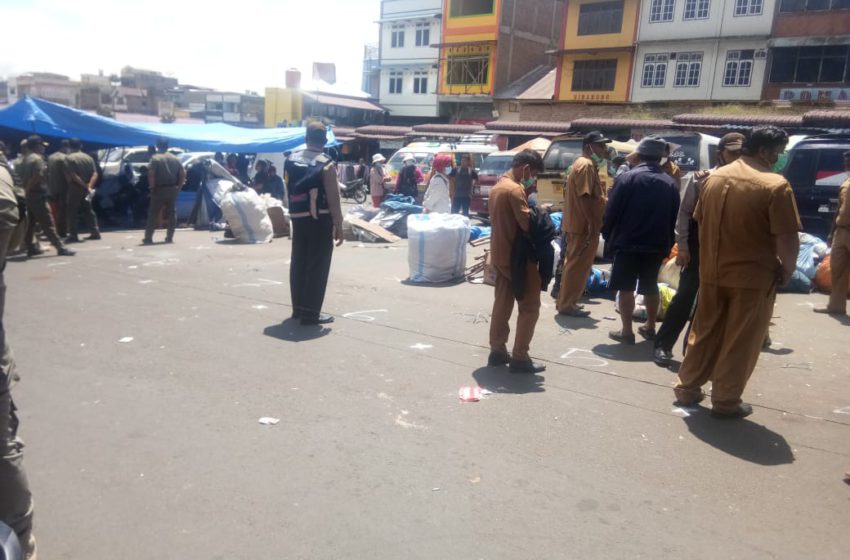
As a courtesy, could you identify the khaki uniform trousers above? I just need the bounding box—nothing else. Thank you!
[24,191,64,251]
[827,227,850,314]
[66,186,99,238]
[489,262,541,361]
[674,283,774,414]
[556,232,598,312]
[144,186,178,242]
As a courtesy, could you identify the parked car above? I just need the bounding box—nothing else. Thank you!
[386,141,498,194]
[782,134,849,239]
[469,151,515,218]
[99,146,185,177]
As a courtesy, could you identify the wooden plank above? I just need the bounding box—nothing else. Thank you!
[347,217,401,243]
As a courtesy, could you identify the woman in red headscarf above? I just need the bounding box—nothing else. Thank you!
[422,153,452,213]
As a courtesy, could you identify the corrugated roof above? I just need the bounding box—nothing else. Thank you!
[570,118,675,130]
[803,110,850,127]
[354,125,411,136]
[304,93,386,112]
[484,120,571,134]
[411,123,485,134]
[494,66,555,101]
[672,114,804,127]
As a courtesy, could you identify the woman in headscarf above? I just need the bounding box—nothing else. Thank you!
[422,153,452,214]
[369,153,391,208]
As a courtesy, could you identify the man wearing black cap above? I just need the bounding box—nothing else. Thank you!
[64,138,101,242]
[46,139,71,237]
[602,136,679,344]
[284,121,344,325]
[143,138,185,245]
[556,131,611,317]
[18,135,74,257]
[653,132,744,365]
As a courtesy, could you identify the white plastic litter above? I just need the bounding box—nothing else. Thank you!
[258,417,280,425]
[407,213,470,283]
[118,337,134,343]
[220,188,274,243]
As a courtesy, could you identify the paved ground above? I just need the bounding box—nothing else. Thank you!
[5,229,850,559]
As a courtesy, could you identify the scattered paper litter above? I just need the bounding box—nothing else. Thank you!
[410,343,433,350]
[138,279,154,284]
[252,305,269,310]
[459,386,483,402]
[258,417,280,425]
[118,337,134,343]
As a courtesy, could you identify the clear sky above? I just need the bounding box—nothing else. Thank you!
[0,0,380,94]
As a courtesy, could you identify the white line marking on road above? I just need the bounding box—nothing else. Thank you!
[343,309,388,322]
[47,261,70,267]
[559,348,609,368]
[410,343,433,350]
[119,337,134,343]
[833,407,850,415]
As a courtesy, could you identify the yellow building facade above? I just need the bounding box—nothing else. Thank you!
[554,0,639,103]
[438,0,501,96]
[264,87,303,128]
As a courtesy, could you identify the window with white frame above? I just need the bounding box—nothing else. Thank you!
[388,72,403,94]
[391,25,405,48]
[673,52,703,86]
[415,22,430,47]
[641,54,669,87]
[684,0,710,19]
[413,71,429,94]
[723,50,755,86]
[734,0,763,15]
[649,0,676,22]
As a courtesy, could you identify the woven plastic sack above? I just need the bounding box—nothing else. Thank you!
[220,188,273,243]
[407,213,470,283]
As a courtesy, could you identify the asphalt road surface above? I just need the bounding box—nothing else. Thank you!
[6,229,850,559]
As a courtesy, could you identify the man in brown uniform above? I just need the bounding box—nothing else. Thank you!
[46,139,71,237]
[556,131,611,317]
[143,138,185,245]
[814,150,850,316]
[488,150,546,374]
[64,138,101,242]
[19,136,74,258]
[674,127,801,418]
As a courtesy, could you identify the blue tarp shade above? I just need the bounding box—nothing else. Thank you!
[0,96,336,152]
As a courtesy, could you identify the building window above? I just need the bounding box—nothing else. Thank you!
[577,1,625,35]
[391,25,405,48]
[572,59,618,91]
[446,56,490,85]
[449,0,495,17]
[415,23,430,47]
[413,72,429,94]
[389,72,403,94]
[769,45,850,83]
[780,0,850,11]
[641,54,669,87]
[649,0,676,22]
[723,50,755,86]
[684,0,710,19]
[734,0,764,14]
[673,52,703,86]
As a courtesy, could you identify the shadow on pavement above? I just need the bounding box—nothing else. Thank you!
[263,319,331,342]
[682,409,795,466]
[472,366,545,394]
[592,342,653,363]
[400,279,463,289]
[554,313,600,331]
[829,314,850,326]
[762,346,794,356]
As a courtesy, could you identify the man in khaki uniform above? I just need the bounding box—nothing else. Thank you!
[64,138,101,242]
[143,138,185,245]
[46,139,71,237]
[556,131,610,317]
[488,150,546,374]
[674,127,801,418]
[814,150,850,316]
[19,136,74,258]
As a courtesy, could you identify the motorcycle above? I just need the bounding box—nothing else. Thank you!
[340,178,368,204]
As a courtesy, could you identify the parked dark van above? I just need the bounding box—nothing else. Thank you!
[783,135,849,239]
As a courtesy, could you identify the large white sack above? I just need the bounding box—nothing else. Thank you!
[407,213,470,283]
[221,188,274,243]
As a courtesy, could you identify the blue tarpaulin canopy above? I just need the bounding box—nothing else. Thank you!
[0,97,335,152]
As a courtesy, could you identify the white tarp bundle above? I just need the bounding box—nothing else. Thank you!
[220,188,274,243]
[407,213,470,283]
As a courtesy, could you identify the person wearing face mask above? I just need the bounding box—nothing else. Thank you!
[450,154,477,217]
[395,155,423,199]
[369,153,391,208]
[653,133,745,366]
[673,126,801,419]
[556,131,611,318]
[422,154,452,214]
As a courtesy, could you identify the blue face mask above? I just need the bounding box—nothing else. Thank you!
[444,166,453,175]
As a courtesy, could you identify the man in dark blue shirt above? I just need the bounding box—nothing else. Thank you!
[602,137,680,345]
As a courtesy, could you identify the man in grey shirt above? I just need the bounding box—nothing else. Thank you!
[451,154,477,217]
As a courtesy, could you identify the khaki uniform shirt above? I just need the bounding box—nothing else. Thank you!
[564,156,605,235]
[696,157,802,290]
[149,152,183,187]
[836,177,850,229]
[18,153,47,194]
[662,160,682,185]
[489,173,530,271]
[46,151,68,196]
[64,151,97,187]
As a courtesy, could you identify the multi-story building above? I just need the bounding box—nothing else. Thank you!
[204,92,264,127]
[362,43,381,99]
[631,0,774,104]
[437,0,565,121]
[765,0,850,104]
[552,0,640,104]
[6,73,80,107]
[377,0,442,121]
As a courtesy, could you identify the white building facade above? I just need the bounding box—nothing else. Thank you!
[631,0,777,103]
[378,0,442,119]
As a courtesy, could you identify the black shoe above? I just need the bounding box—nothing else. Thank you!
[164,238,174,244]
[301,313,334,326]
[653,347,672,367]
[711,403,753,419]
[87,232,102,241]
[487,351,511,367]
[509,359,546,374]
[57,247,76,257]
[142,239,153,245]
[65,235,81,243]
[27,247,44,257]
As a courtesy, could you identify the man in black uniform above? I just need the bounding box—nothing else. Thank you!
[284,122,344,325]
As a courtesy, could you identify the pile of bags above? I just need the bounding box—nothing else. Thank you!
[782,233,829,293]
[407,213,471,283]
[344,194,423,242]
[220,187,274,243]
